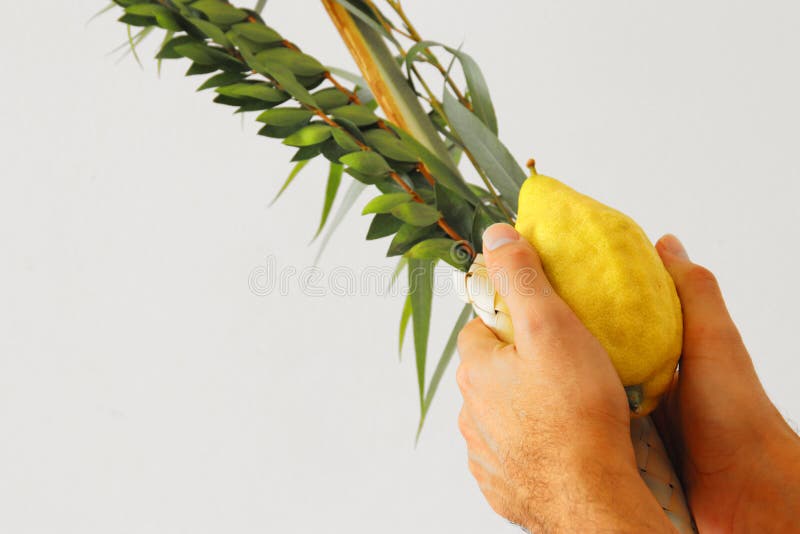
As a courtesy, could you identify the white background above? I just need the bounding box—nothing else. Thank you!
[2,1,799,533]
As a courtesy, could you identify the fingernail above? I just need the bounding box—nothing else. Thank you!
[483,223,519,251]
[660,234,689,260]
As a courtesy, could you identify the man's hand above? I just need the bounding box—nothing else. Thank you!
[456,223,675,533]
[653,235,800,533]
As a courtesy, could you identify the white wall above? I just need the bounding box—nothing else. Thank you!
[1,1,798,532]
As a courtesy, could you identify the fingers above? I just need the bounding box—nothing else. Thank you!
[457,318,503,364]
[655,234,753,372]
[481,223,570,350]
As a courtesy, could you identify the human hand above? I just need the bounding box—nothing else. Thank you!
[456,223,675,533]
[653,234,800,533]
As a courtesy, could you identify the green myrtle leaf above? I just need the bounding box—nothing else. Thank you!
[408,257,435,406]
[387,224,442,256]
[283,124,332,147]
[329,104,379,126]
[471,205,496,252]
[344,167,387,185]
[362,192,412,215]
[442,90,525,212]
[435,183,473,243]
[188,17,231,47]
[255,48,326,77]
[291,145,323,162]
[258,123,306,139]
[339,151,391,176]
[391,203,441,226]
[331,117,366,144]
[366,213,403,240]
[269,159,310,205]
[390,125,480,206]
[253,59,316,107]
[228,22,283,43]
[256,107,313,126]
[406,238,470,270]
[216,82,287,102]
[313,87,351,111]
[331,128,362,153]
[118,13,154,27]
[416,303,473,441]
[313,163,344,240]
[125,4,181,30]
[320,138,349,164]
[190,0,248,25]
[363,129,418,162]
[157,35,193,59]
[186,62,217,76]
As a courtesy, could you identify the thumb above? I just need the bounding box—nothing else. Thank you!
[655,234,752,372]
[481,223,571,351]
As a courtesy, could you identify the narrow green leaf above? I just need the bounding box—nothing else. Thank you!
[334,0,400,46]
[329,104,379,126]
[406,40,498,134]
[416,304,472,441]
[391,203,441,226]
[340,151,391,176]
[398,294,412,360]
[313,163,344,239]
[126,24,143,68]
[408,258,435,407]
[256,107,313,126]
[362,192,412,215]
[270,159,310,205]
[87,3,116,26]
[283,124,332,147]
[255,0,268,14]
[442,90,525,212]
[314,179,368,264]
[366,213,403,240]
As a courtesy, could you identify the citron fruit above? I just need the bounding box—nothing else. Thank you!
[514,172,682,416]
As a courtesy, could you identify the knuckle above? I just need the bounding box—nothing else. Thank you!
[503,246,535,271]
[685,264,720,292]
[457,408,470,436]
[455,364,471,392]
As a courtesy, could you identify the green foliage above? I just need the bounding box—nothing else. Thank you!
[108,0,519,438]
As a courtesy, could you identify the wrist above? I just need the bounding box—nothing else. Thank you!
[521,447,674,533]
[736,426,800,532]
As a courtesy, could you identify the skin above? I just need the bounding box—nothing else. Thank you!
[456,223,800,533]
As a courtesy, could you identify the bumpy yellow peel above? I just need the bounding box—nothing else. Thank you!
[515,173,683,415]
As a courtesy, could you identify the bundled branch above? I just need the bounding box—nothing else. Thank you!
[108,0,529,433]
